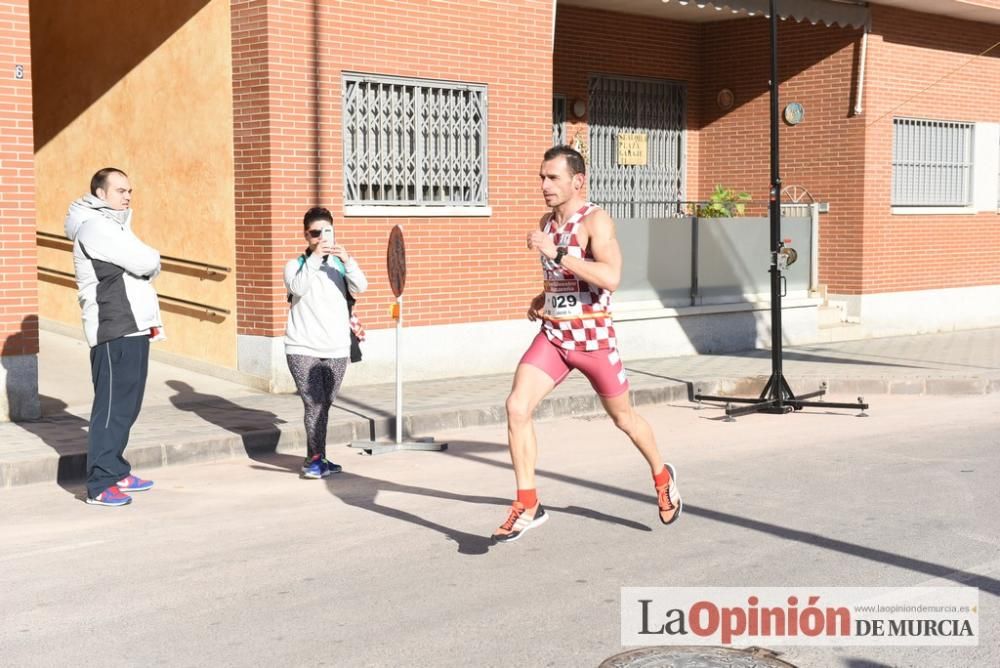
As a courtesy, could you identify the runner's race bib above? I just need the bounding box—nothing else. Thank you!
[544,279,583,319]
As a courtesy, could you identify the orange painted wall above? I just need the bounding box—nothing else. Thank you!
[31,0,238,366]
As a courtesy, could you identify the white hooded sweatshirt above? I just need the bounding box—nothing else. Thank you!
[64,195,163,347]
[284,251,368,359]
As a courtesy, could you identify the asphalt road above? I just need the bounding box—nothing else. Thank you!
[2,394,997,667]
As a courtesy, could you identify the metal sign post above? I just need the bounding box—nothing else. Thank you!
[693,0,868,420]
[350,225,446,455]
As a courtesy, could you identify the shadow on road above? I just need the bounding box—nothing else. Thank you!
[9,395,90,499]
[249,440,652,556]
[447,448,1000,596]
[167,380,288,465]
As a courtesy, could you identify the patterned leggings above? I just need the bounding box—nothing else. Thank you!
[286,354,349,459]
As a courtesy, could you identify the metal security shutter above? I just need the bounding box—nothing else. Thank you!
[343,73,487,206]
[892,118,973,206]
[588,75,686,219]
[553,95,567,146]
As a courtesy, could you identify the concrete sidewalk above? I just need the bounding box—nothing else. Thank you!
[2,327,998,488]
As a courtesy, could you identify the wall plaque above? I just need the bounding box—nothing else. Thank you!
[617,133,647,165]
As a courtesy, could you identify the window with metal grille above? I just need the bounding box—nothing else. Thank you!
[342,73,487,207]
[892,118,973,206]
[588,75,686,220]
[553,96,566,146]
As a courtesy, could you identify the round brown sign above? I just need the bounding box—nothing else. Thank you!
[387,225,406,298]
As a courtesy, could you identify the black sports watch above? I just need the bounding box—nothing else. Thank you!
[553,246,568,265]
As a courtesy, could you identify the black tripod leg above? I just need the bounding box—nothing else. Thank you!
[758,375,775,401]
[793,389,827,400]
[779,374,797,400]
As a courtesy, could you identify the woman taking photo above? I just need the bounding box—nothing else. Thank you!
[284,207,368,479]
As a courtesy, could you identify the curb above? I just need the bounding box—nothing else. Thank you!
[1,374,995,490]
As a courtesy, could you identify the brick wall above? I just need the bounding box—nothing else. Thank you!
[553,5,703,201]
[861,4,1000,293]
[231,0,277,337]
[556,5,1000,297]
[229,1,999,342]
[231,0,554,336]
[699,18,867,293]
[694,7,1000,296]
[0,0,36,358]
[552,8,869,293]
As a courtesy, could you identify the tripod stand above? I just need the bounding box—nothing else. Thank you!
[694,0,868,419]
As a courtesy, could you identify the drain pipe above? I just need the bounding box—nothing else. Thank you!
[810,202,820,295]
[854,27,869,115]
[551,0,557,51]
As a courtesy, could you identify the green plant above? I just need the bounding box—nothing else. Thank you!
[696,184,751,217]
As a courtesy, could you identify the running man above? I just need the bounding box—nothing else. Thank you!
[491,145,681,543]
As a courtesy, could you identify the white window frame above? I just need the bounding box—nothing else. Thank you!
[891,117,975,214]
[892,120,1000,215]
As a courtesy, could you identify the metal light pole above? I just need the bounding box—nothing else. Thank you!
[695,0,868,418]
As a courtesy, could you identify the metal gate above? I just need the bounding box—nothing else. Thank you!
[588,75,686,219]
[552,95,566,146]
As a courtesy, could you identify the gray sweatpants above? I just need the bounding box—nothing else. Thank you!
[286,354,348,459]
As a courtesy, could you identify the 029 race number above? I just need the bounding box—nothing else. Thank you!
[545,292,582,318]
[550,295,577,309]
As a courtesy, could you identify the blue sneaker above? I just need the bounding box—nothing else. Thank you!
[301,457,342,479]
[321,458,343,475]
[86,486,132,507]
[117,474,154,492]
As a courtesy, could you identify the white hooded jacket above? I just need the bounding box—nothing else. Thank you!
[284,251,368,359]
[64,195,163,347]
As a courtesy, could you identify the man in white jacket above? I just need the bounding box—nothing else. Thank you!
[65,168,164,506]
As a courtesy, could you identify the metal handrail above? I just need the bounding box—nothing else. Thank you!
[156,294,231,316]
[36,231,231,276]
[37,266,231,317]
